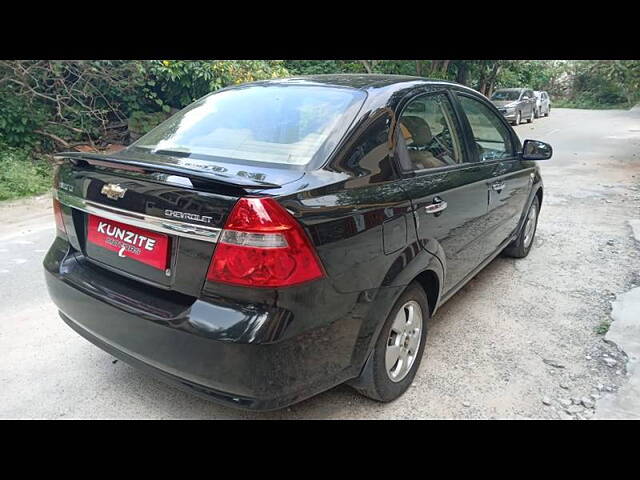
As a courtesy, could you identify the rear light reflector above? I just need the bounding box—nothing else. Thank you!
[219,230,288,248]
[207,197,324,287]
[53,198,66,236]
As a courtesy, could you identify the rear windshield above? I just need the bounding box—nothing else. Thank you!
[131,84,366,166]
[491,90,521,101]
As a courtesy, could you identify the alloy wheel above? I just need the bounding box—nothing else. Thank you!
[385,300,423,382]
[523,202,538,248]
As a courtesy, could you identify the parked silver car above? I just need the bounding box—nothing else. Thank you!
[490,88,536,125]
[534,91,551,118]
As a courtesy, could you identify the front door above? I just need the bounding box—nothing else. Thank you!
[455,92,533,254]
[394,90,495,294]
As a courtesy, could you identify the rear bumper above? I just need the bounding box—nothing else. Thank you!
[44,244,367,411]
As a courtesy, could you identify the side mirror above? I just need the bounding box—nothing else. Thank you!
[522,139,552,160]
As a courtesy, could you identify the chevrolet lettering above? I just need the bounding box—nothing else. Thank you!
[164,209,213,224]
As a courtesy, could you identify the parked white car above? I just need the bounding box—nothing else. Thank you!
[534,91,551,118]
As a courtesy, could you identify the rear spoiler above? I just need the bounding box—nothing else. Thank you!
[54,152,281,190]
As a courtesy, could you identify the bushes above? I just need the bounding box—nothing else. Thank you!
[0,60,146,149]
[284,60,365,75]
[552,97,629,110]
[0,60,291,152]
[142,60,288,110]
[556,60,640,109]
[0,84,49,148]
[0,144,52,201]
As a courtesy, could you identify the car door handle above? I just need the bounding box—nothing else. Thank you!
[491,182,506,193]
[425,197,447,214]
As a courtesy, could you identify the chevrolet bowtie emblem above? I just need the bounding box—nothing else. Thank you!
[101,183,127,200]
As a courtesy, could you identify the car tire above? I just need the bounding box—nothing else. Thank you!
[544,106,550,117]
[512,111,521,126]
[527,108,534,123]
[534,107,540,119]
[349,282,429,403]
[503,196,540,258]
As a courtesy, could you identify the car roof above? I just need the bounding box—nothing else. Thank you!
[214,74,490,138]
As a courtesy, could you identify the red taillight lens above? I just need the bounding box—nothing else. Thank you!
[207,197,324,287]
[53,198,66,235]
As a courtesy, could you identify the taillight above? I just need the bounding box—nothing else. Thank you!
[207,197,324,287]
[52,198,66,235]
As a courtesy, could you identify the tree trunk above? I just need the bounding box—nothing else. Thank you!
[485,63,501,97]
[360,60,373,74]
[440,60,450,76]
[477,72,487,95]
[416,60,422,76]
[456,62,469,85]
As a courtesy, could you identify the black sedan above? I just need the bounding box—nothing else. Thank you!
[45,75,551,410]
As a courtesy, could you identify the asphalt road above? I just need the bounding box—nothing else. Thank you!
[1,107,639,419]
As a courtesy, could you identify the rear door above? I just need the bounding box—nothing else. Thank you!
[394,89,496,294]
[455,92,533,254]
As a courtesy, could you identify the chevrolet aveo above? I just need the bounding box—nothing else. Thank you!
[45,75,552,410]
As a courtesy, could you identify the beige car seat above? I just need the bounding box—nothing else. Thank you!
[399,116,448,169]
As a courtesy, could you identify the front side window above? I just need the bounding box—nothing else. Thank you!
[131,85,366,166]
[457,94,514,162]
[396,92,463,171]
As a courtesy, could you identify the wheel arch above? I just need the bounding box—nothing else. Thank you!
[347,264,443,389]
[412,269,440,316]
[535,185,543,210]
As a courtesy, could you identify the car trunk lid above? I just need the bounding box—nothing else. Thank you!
[54,151,303,296]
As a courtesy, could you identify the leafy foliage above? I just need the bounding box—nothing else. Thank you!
[0,143,52,201]
[566,60,640,108]
[127,111,172,140]
[284,60,365,75]
[0,84,49,147]
[144,60,290,109]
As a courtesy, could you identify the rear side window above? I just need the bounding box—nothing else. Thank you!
[396,92,464,171]
[131,85,366,166]
[456,94,514,162]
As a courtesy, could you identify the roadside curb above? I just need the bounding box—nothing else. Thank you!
[593,220,640,419]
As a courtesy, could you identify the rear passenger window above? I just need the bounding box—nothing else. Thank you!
[456,94,514,162]
[396,93,463,171]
